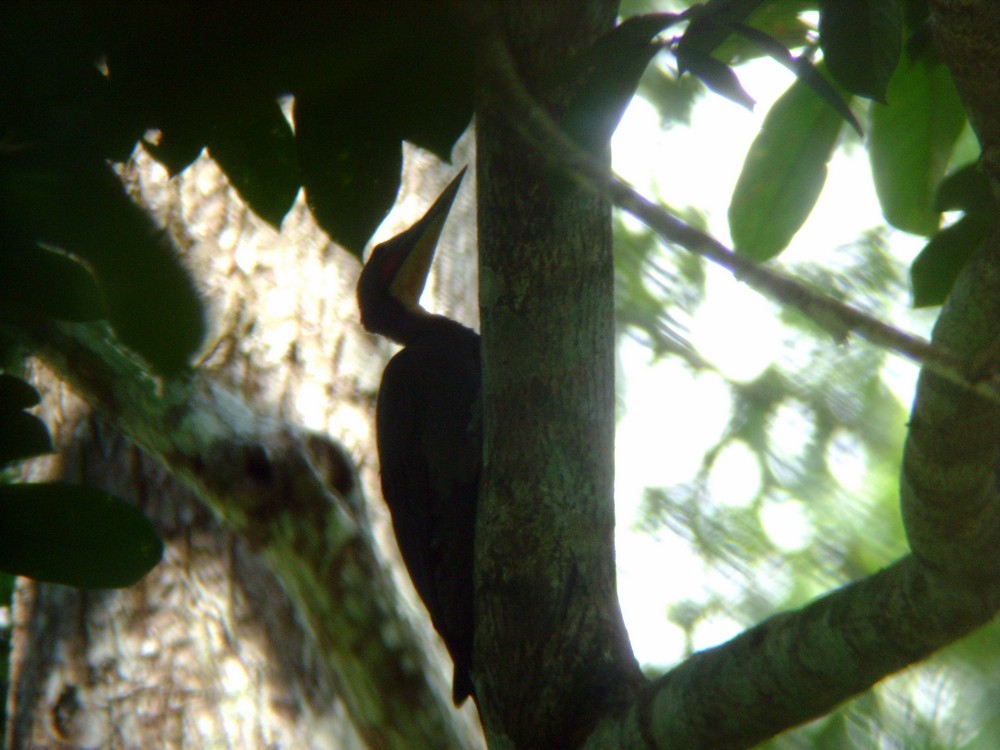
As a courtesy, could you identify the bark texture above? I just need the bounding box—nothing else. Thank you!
[474,3,642,748]
[931,0,1000,190]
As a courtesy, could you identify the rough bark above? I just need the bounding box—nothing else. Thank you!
[931,0,1000,193]
[474,3,642,749]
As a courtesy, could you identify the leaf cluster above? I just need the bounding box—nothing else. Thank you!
[0,3,474,590]
[0,374,161,588]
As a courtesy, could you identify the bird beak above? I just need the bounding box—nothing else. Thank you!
[390,167,467,308]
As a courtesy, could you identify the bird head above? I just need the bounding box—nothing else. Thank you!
[357,168,467,340]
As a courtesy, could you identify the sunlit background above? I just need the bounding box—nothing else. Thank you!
[608,30,992,748]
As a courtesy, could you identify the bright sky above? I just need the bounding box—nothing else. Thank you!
[610,58,932,667]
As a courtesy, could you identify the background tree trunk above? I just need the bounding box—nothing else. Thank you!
[7,134,481,750]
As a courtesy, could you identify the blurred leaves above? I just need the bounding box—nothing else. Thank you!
[729,69,845,261]
[295,91,403,257]
[0,1,474,263]
[0,157,205,374]
[869,49,966,236]
[819,0,903,102]
[0,237,105,323]
[0,482,162,588]
[911,164,997,307]
[0,374,52,466]
[0,373,159,589]
[205,96,299,229]
[560,13,682,154]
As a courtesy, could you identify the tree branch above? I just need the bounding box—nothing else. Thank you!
[473,18,1000,406]
[587,556,1000,750]
[477,10,1000,750]
[10,318,476,750]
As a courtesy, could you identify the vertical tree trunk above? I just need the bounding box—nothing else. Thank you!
[475,3,642,748]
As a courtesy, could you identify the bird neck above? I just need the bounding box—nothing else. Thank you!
[368,295,457,346]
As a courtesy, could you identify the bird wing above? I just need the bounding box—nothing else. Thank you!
[375,334,480,702]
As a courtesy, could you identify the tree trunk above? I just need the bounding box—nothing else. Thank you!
[474,3,642,748]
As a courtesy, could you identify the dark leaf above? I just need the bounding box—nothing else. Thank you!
[911,214,993,307]
[0,412,53,465]
[933,162,994,213]
[0,374,41,413]
[294,93,402,258]
[819,0,903,102]
[711,3,814,65]
[387,17,475,160]
[559,14,682,152]
[0,159,206,374]
[207,97,299,228]
[143,129,205,177]
[727,24,862,134]
[679,0,769,58]
[729,75,844,261]
[0,239,106,322]
[869,53,966,236]
[0,482,162,588]
[677,49,755,110]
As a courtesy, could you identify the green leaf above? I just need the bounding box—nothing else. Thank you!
[387,20,474,161]
[726,24,862,134]
[560,14,682,153]
[933,162,994,213]
[679,0,769,58]
[729,76,844,261]
[819,0,903,102]
[207,97,299,228]
[294,93,402,258]
[0,482,162,588]
[911,164,996,307]
[0,159,206,374]
[0,412,53,465]
[677,49,755,110]
[0,240,106,322]
[0,374,41,413]
[869,53,966,236]
[910,215,992,308]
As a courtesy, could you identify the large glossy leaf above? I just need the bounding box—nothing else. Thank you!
[560,14,682,153]
[0,239,106,322]
[729,76,845,261]
[0,374,41,412]
[910,164,996,307]
[207,97,299,229]
[0,482,162,588]
[0,412,53,466]
[294,93,402,258]
[728,24,862,134]
[910,215,992,308]
[869,53,966,236]
[819,0,903,102]
[0,158,206,374]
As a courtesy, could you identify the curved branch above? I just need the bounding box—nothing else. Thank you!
[588,556,1000,750]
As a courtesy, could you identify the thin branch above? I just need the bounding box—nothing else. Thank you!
[472,17,1000,406]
